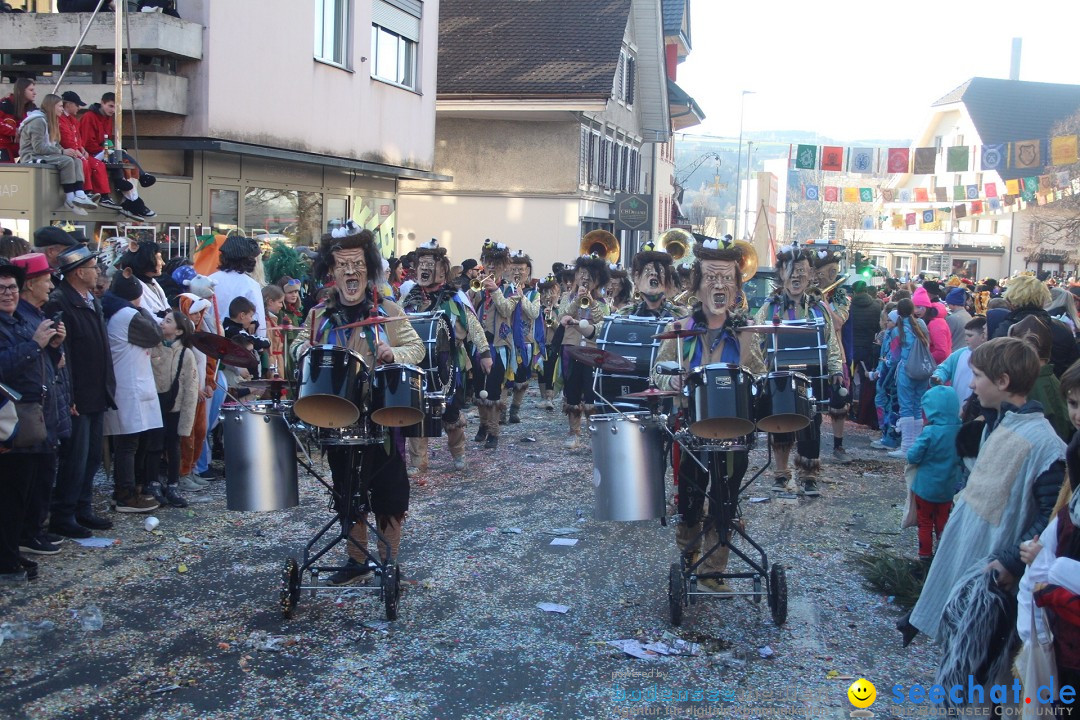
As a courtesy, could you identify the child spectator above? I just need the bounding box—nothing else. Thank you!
[261,283,285,377]
[913,286,951,364]
[149,310,198,506]
[906,385,961,563]
[1009,315,1072,443]
[277,276,304,327]
[870,305,900,450]
[17,94,97,215]
[887,298,932,458]
[931,316,987,415]
[222,296,269,387]
[902,337,1066,656]
[57,91,110,202]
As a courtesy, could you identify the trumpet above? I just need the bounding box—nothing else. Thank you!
[672,290,699,306]
[578,293,595,309]
[544,307,558,327]
[469,273,496,292]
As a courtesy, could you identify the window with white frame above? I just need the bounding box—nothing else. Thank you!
[614,48,636,106]
[315,0,351,68]
[894,256,911,275]
[371,0,421,89]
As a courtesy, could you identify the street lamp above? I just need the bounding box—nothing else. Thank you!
[733,90,754,240]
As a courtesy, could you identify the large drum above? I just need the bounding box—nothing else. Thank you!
[314,413,384,446]
[686,363,757,440]
[594,316,668,403]
[222,402,299,512]
[755,371,812,433]
[371,364,425,427]
[293,345,366,428]
[403,312,453,438]
[589,413,666,521]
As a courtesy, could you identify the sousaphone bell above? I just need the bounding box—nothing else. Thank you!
[580,229,620,264]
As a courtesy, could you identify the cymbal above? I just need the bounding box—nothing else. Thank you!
[568,346,636,373]
[620,388,679,399]
[736,324,820,335]
[239,377,294,392]
[336,315,412,331]
[191,332,259,370]
[653,327,706,340]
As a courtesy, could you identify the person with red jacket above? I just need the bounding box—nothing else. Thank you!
[58,91,111,200]
[78,91,156,219]
[913,286,951,364]
[0,78,37,163]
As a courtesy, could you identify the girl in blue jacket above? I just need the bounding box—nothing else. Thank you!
[906,384,961,560]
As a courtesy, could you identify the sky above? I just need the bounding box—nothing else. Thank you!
[677,0,1080,144]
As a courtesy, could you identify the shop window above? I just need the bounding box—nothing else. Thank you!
[210,189,239,236]
[244,188,323,247]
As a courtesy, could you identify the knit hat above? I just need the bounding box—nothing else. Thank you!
[945,287,967,306]
[912,286,932,308]
[110,269,143,301]
[219,235,261,260]
[33,226,77,249]
[888,309,899,323]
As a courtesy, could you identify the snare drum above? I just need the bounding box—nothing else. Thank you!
[222,402,299,512]
[314,412,384,446]
[755,371,812,433]
[594,316,668,403]
[370,364,425,427]
[686,363,757,440]
[294,345,366,428]
[589,413,666,521]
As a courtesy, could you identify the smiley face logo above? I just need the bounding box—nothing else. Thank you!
[848,678,876,708]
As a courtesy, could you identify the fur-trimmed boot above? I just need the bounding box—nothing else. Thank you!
[795,454,821,497]
[375,513,404,565]
[445,415,468,472]
[564,403,583,448]
[887,417,912,459]
[510,384,527,423]
[486,403,503,449]
[473,402,489,442]
[540,385,555,410]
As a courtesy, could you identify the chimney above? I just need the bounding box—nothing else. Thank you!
[1009,37,1022,81]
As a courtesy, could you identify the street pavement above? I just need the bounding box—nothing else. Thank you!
[0,391,939,720]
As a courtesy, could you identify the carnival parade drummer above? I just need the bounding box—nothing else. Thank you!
[809,244,853,463]
[749,243,843,497]
[651,234,763,593]
[537,273,561,410]
[290,226,425,585]
[617,240,686,320]
[556,254,611,448]
[399,239,492,473]
[506,250,540,424]
[469,240,518,450]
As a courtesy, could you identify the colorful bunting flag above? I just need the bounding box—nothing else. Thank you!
[891,213,904,229]
[821,146,845,172]
[971,200,983,214]
[1004,194,1016,206]
[795,144,817,170]
[954,204,967,219]
[913,147,936,174]
[988,197,1001,211]
[859,187,874,202]
[913,188,928,202]
[1022,177,1038,202]
[935,187,948,202]
[1057,171,1071,187]
[849,148,875,173]
[805,185,820,201]
[881,188,896,202]
[1005,178,1021,195]
[1014,140,1042,170]
[946,146,970,172]
[1039,175,1053,192]
[842,187,859,203]
[981,144,1006,171]
[954,186,966,201]
[905,212,916,226]
[823,186,839,202]
[887,148,910,174]
[898,189,912,203]
[1051,135,1078,166]
[985,183,998,199]
[921,209,934,223]
[1073,178,1080,195]
[965,185,979,200]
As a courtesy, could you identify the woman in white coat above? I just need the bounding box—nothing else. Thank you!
[102,269,164,513]
[118,241,169,318]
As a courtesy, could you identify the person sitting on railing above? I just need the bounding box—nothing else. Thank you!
[57,0,115,12]
[17,94,98,216]
[77,92,156,220]
[0,78,36,164]
[57,91,110,203]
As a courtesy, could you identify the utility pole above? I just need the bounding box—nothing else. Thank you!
[743,140,754,240]
[733,90,754,240]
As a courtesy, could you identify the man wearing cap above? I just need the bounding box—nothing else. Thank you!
[44,243,115,535]
[455,259,479,292]
[33,226,77,285]
[210,235,266,340]
[944,287,971,353]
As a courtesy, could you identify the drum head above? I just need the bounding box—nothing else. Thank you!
[371,406,425,428]
[756,413,811,434]
[689,416,757,440]
[293,394,361,428]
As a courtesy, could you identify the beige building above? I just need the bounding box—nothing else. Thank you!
[0,0,442,256]
[398,0,691,274]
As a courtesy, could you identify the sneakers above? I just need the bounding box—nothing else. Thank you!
[51,519,93,538]
[20,557,39,581]
[75,513,113,531]
[452,456,466,472]
[195,468,219,481]
[134,198,156,218]
[802,478,820,497]
[406,466,425,477]
[162,485,189,508]
[99,197,123,212]
[327,558,374,586]
[119,198,144,219]
[72,191,97,209]
[772,475,791,492]
[178,475,207,493]
[43,533,65,545]
[64,198,88,216]
[473,425,489,443]
[115,494,160,513]
[484,435,498,450]
[886,447,906,459]
[833,447,852,464]
[19,536,62,556]
[147,482,169,507]
[509,406,521,424]
[139,172,156,188]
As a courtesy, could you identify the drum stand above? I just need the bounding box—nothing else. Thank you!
[279,432,402,622]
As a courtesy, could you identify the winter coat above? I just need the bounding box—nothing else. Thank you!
[0,94,20,161]
[994,306,1080,380]
[907,385,962,502]
[151,341,199,437]
[0,306,66,452]
[102,292,164,436]
[1028,363,1072,443]
[849,291,883,357]
[945,308,972,353]
[43,281,116,414]
[931,346,973,412]
[78,103,112,156]
[16,109,63,162]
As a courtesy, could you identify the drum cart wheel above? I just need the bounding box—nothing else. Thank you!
[752,576,763,604]
[280,557,301,619]
[382,564,401,621]
[668,563,685,626]
[768,564,787,625]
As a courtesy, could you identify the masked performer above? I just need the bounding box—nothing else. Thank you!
[605,264,632,314]
[618,240,686,319]
[291,227,424,585]
[808,245,853,463]
[399,239,492,473]
[469,241,518,450]
[651,234,762,592]
[556,254,611,448]
[537,273,561,409]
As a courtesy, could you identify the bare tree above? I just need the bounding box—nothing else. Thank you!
[1027,109,1080,265]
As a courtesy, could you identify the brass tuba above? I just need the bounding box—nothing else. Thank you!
[580,229,620,264]
[660,228,695,266]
